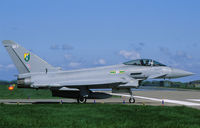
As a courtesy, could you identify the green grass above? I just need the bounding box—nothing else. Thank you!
[0,85,56,99]
[0,85,119,99]
[0,104,200,128]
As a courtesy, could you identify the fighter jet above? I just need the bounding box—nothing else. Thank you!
[2,40,194,103]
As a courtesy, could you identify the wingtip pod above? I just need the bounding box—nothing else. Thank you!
[2,40,17,47]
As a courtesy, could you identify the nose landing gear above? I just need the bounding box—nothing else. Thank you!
[129,89,135,104]
[129,97,135,103]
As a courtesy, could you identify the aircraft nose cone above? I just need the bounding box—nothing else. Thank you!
[169,68,194,78]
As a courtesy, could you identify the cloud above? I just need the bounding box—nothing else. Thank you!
[50,44,60,50]
[139,42,145,47]
[159,47,172,56]
[175,51,192,60]
[159,46,194,70]
[98,59,106,65]
[68,62,80,67]
[0,64,15,70]
[6,64,15,69]
[64,54,72,60]
[50,44,74,51]
[119,50,141,60]
[94,59,106,65]
[62,44,74,50]
[130,42,145,51]
[159,47,192,61]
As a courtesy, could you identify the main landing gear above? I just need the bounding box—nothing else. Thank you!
[129,89,135,103]
[77,87,89,103]
[77,97,87,103]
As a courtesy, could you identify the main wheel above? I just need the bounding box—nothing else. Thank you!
[129,98,135,103]
[77,97,87,103]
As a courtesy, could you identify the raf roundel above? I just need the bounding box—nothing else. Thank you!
[24,53,30,62]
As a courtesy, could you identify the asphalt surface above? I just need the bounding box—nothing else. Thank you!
[1,87,200,109]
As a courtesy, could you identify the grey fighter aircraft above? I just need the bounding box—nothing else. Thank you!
[2,40,194,103]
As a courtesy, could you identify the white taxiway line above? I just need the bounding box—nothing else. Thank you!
[108,93,200,106]
[187,99,200,102]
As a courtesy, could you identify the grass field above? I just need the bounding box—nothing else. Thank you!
[0,85,56,99]
[1,85,200,128]
[0,104,200,128]
[164,86,200,90]
[0,85,119,99]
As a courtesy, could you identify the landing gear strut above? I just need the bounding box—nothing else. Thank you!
[129,89,135,103]
[77,97,87,103]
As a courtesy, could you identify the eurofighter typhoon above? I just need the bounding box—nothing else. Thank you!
[2,40,194,103]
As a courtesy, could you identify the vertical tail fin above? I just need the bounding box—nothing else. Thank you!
[2,40,59,74]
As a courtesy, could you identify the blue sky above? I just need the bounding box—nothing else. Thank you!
[0,0,200,81]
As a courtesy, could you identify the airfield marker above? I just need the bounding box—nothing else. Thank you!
[162,100,164,106]
[123,99,125,104]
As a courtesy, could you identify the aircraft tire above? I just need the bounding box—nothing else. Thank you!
[129,98,135,103]
[77,97,87,104]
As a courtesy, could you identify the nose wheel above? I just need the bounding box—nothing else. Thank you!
[129,98,135,103]
[129,89,136,104]
[77,97,87,103]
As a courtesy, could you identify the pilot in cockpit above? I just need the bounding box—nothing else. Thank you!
[145,60,149,66]
[140,60,144,66]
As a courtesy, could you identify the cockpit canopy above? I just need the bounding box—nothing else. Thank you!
[123,59,166,66]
